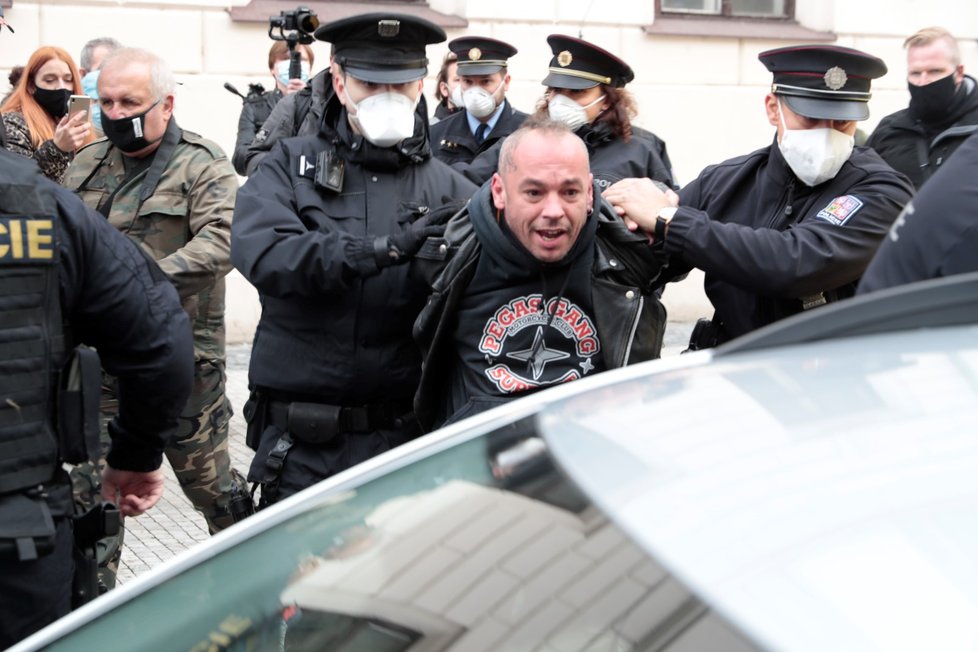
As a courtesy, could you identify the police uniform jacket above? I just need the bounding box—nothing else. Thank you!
[459,119,677,191]
[232,93,477,404]
[428,99,527,167]
[665,138,913,343]
[232,87,282,175]
[412,182,669,431]
[0,149,193,479]
[866,75,978,190]
[63,119,236,364]
[859,132,978,293]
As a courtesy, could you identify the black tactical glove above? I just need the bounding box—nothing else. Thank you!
[373,219,447,268]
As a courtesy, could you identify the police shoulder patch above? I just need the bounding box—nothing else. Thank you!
[815,195,863,226]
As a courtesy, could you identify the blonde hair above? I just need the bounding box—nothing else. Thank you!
[904,27,960,66]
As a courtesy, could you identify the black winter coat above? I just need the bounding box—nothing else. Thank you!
[866,76,978,190]
[232,95,477,402]
[859,132,978,293]
[232,87,282,175]
[666,139,913,343]
[242,70,334,176]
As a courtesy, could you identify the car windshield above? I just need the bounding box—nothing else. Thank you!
[542,325,978,652]
[42,415,758,651]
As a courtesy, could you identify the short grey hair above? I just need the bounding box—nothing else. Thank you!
[79,37,122,72]
[101,47,176,100]
[498,116,588,174]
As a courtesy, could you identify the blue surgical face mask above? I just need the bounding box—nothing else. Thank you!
[275,59,310,87]
[81,70,102,130]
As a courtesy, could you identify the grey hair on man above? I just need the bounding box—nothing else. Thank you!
[79,36,123,74]
[100,47,177,100]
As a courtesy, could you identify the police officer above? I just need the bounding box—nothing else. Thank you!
[460,34,677,192]
[605,44,914,347]
[429,36,527,167]
[233,13,477,507]
[858,131,978,293]
[231,40,315,176]
[0,149,193,648]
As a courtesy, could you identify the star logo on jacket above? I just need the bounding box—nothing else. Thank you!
[479,294,600,393]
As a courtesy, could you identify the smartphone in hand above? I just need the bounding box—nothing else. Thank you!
[67,94,93,119]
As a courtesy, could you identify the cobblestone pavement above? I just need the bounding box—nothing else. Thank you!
[116,322,695,584]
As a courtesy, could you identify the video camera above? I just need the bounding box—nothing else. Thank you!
[268,6,318,81]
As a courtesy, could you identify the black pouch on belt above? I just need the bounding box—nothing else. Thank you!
[0,492,56,562]
[287,402,341,444]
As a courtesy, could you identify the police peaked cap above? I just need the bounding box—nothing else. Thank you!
[759,44,888,121]
[450,36,518,76]
[542,34,634,90]
[315,13,446,84]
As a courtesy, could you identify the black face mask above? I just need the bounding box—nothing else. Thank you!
[908,73,958,123]
[101,99,162,153]
[32,87,71,120]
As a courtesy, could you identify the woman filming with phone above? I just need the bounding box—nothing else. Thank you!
[1,46,93,182]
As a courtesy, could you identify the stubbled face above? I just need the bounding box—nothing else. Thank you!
[907,40,963,87]
[33,58,73,91]
[491,130,593,263]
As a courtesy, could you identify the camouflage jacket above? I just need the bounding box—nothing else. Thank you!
[63,119,235,362]
[1,111,73,183]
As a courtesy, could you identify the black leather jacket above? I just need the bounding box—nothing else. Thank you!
[412,182,671,431]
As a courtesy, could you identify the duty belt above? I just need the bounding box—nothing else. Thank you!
[266,398,413,444]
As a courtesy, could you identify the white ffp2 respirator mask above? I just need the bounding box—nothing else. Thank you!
[547,93,606,130]
[777,100,854,187]
[462,82,502,118]
[345,87,417,148]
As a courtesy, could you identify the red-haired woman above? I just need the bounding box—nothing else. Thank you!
[1,46,92,182]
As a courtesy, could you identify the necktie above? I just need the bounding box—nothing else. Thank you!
[475,123,489,145]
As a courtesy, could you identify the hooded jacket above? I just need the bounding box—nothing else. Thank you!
[413,181,670,431]
[867,75,978,189]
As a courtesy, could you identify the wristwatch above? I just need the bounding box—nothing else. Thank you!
[655,207,677,242]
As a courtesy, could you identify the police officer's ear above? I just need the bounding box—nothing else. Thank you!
[501,73,512,94]
[764,93,781,128]
[333,72,349,106]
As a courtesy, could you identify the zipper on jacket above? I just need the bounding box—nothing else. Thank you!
[768,177,796,228]
[620,294,644,367]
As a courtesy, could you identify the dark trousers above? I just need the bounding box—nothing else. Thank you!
[245,394,419,507]
[0,517,73,648]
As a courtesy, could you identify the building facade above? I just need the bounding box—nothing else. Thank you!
[2,0,975,337]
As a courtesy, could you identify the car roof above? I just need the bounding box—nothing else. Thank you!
[541,317,978,652]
